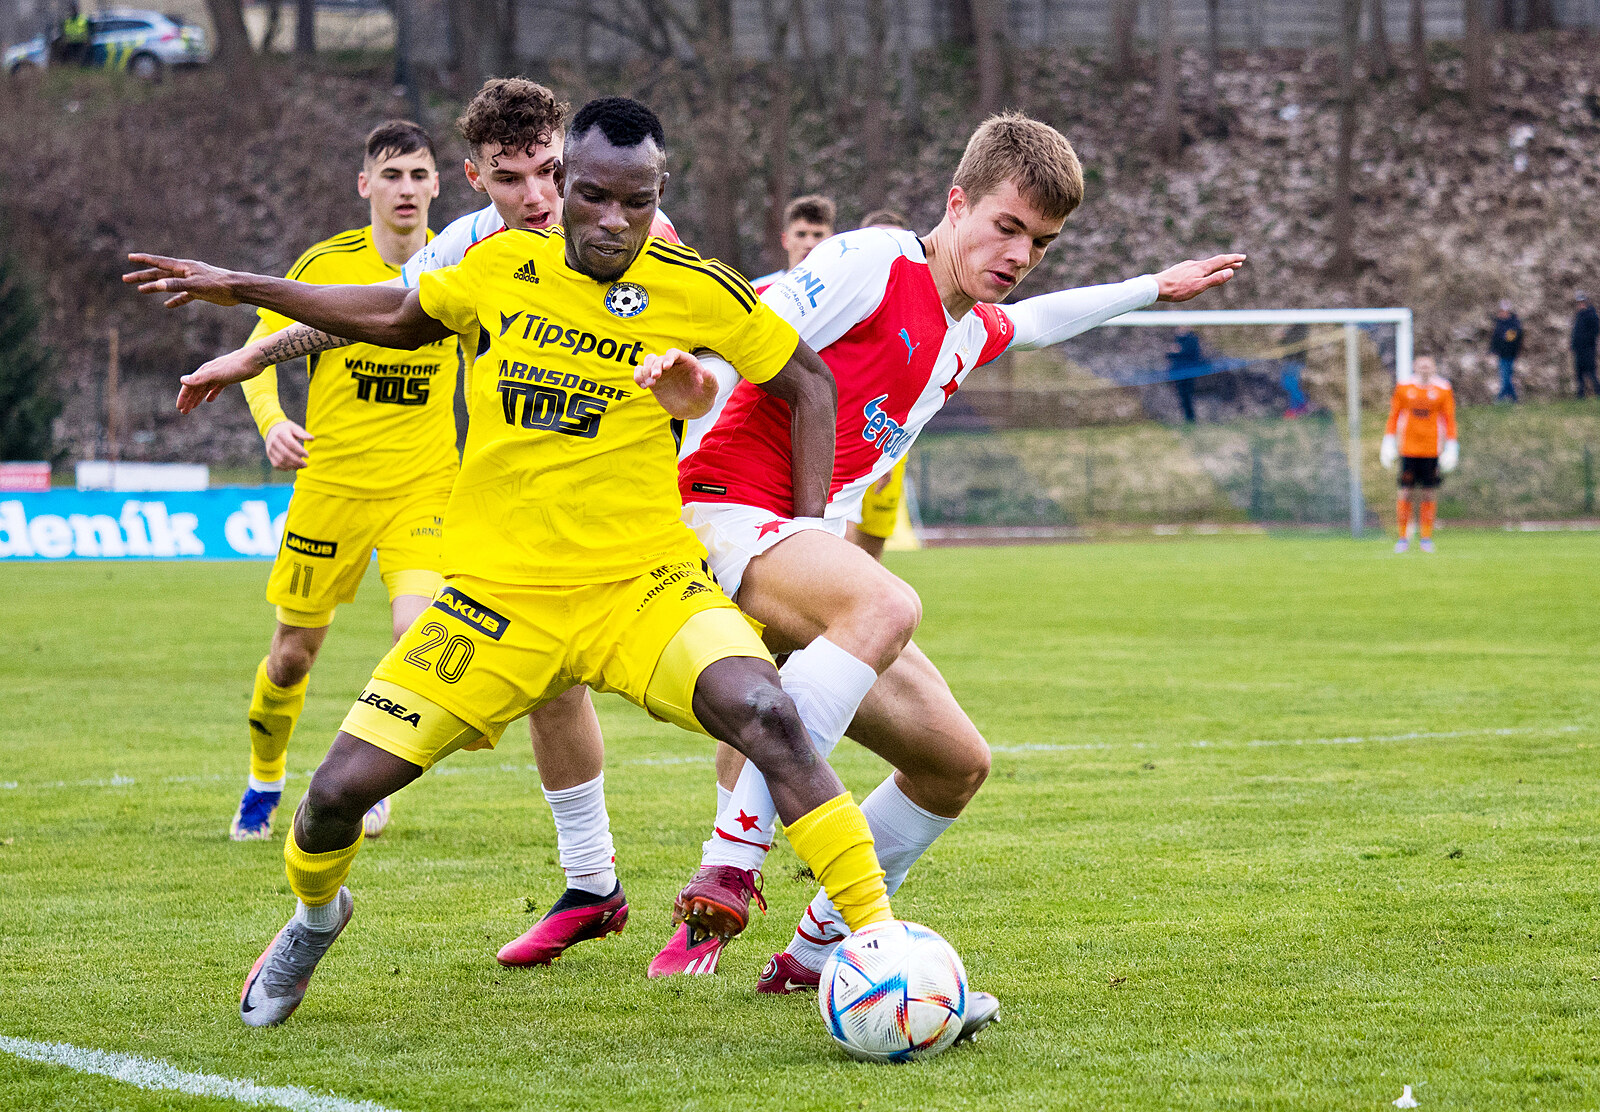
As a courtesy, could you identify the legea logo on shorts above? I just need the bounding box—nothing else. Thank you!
[284,531,337,558]
[358,690,422,727]
[432,586,510,640]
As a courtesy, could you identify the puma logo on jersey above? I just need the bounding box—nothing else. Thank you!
[899,328,920,364]
[513,260,539,283]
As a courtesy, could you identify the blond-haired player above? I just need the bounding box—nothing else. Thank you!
[651,114,1242,1024]
[227,120,455,843]
[1380,355,1459,553]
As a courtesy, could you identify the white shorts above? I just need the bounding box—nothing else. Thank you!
[682,502,847,600]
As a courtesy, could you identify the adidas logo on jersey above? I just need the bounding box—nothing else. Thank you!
[681,582,711,600]
[513,260,539,284]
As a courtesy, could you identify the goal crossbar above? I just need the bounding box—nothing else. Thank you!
[1098,307,1416,538]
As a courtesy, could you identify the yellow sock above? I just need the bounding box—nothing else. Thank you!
[248,657,307,787]
[284,825,363,907]
[784,792,893,933]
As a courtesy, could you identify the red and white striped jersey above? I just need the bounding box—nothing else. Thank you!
[679,227,1160,521]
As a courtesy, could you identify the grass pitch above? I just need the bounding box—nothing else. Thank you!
[3,531,1598,1111]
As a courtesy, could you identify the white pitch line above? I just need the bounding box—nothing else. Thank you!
[0,1035,403,1112]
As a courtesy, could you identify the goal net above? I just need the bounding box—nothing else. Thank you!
[900,308,1413,543]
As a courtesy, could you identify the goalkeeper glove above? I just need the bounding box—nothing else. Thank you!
[1439,439,1460,473]
[1379,434,1398,469]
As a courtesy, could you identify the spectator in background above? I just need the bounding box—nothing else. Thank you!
[1490,299,1522,402]
[1573,291,1599,398]
[1168,328,1204,423]
[51,3,90,66]
[752,194,836,289]
[860,209,910,230]
[1280,321,1310,418]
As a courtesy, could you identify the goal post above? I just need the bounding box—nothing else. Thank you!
[1100,307,1414,539]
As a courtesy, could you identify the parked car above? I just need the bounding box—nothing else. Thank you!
[5,10,209,81]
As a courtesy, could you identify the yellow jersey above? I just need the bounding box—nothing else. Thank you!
[417,226,798,584]
[243,225,460,499]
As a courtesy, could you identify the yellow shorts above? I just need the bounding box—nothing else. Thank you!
[267,486,451,627]
[855,460,906,540]
[341,553,772,770]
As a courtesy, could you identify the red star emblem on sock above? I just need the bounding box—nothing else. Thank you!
[757,519,786,538]
[735,809,761,832]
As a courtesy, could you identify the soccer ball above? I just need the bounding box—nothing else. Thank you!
[819,920,967,1063]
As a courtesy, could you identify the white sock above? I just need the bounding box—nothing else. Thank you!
[715,781,733,820]
[248,775,286,793]
[542,774,617,896]
[701,637,878,871]
[294,897,342,931]
[784,775,955,970]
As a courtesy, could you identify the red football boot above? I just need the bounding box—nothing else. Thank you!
[754,951,822,994]
[671,865,766,941]
[496,884,628,967]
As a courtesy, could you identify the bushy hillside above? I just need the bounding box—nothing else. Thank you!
[2,35,1597,466]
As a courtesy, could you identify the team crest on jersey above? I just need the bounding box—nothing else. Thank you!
[605,282,649,318]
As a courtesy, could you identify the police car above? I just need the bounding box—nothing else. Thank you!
[5,10,209,81]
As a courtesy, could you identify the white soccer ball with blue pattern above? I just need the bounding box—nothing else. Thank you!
[819,920,967,1062]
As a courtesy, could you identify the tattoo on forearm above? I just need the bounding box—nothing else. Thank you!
[260,325,351,364]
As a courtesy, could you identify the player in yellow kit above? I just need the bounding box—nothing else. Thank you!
[128,97,896,1027]
[229,121,458,842]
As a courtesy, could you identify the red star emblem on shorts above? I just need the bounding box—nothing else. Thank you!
[757,519,785,538]
[735,810,761,832]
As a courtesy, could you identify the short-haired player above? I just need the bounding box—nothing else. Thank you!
[227,120,454,844]
[129,96,899,1029]
[1380,355,1459,553]
[186,80,681,963]
[650,114,1242,1024]
[753,193,837,289]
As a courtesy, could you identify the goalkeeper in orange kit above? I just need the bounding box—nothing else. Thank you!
[1380,354,1459,553]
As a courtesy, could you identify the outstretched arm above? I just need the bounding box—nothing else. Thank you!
[1007,254,1247,352]
[751,339,837,518]
[123,254,450,349]
[177,323,355,414]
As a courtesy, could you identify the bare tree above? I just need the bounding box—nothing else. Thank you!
[896,0,921,138]
[1202,0,1220,130]
[863,0,890,206]
[203,0,260,90]
[1155,0,1179,158]
[259,0,282,52]
[1409,0,1430,107]
[1108,0,1137,78]
[697,0,742,269]
[294,0,314,55]
[1367,0,1393,79]
[761,0,793,273]
[970,0,1007,115]
[1525,0,1557,29]
[1464,0,1489,112]
[1330,0,1361,277]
